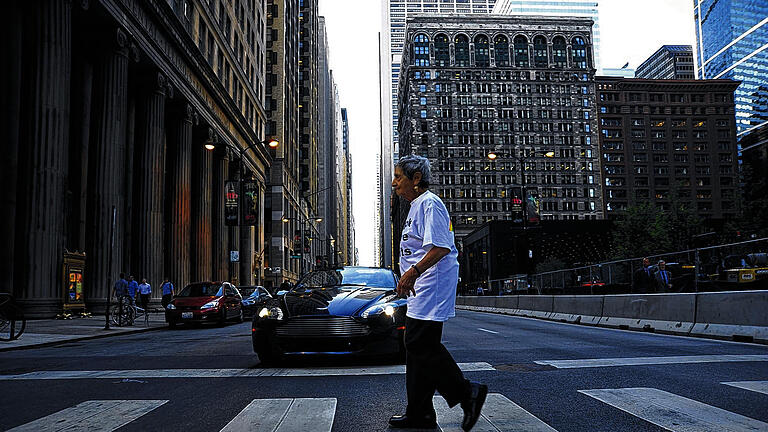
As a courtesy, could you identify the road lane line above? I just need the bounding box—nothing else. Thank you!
[723,381,768,396]
[535,354,768,369]
[7,400,167,432]
[579,387,768,432]
[220,398,336,432]
[477,328,499,335]
[0,362,495,380]
[433,393,557,432]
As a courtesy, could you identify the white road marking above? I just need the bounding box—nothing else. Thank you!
[579,387,768,432]
[220,398,336,432]
[723,381,768,396]
[535,354,768,369]
[477,328,499,335]
[433,393,557,432]
[7,400,167,432]
[0,362,495,380]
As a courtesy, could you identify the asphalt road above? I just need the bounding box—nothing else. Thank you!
[1,310,767,431]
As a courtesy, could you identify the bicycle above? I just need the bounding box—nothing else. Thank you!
[109,296,149,327]
[0,293,26,341]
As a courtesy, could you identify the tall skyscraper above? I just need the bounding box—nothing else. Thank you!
[694,0,768,137]
[492,0,601,74]
[636,45,695,80]
[398,14,603,239]
[379,0,495,267]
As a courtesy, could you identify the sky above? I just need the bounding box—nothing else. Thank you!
[318,0,696,266]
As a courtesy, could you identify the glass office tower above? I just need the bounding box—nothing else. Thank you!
[694,0,768,137]
[492,0,601,74]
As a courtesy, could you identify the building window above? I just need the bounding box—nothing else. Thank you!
[553,36,567,68]
[420,109,427,118]
[494,35,509,67]
[474,34,490,67]
[454,34,469,66]
[514,35,529,67]
[533,35,548,67]
[572,36,587,69]
[434,33,450,67]
[413,34,430,66]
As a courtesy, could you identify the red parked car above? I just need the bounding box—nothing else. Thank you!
[165,281,243,327]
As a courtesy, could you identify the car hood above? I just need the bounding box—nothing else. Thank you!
[281,286,394,317]
[172,296,220,307]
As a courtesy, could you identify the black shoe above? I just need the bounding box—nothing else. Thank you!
[461,382,488,431]
[388,414,438,429]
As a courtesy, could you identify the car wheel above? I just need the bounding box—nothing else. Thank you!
[218,310,228,326]
[257,348,278,366]
[167,320,178,329]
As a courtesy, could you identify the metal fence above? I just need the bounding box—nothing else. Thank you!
[470,237,768,296]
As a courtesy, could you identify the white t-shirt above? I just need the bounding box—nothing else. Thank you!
[399,190,459,322]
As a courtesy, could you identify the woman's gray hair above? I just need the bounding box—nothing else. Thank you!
[396,155,431,188]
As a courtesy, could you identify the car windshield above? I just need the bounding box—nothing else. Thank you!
[294,268,396,290]
[177,283,223,297]
[239,287,257,297]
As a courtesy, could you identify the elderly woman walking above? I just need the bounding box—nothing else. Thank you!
[388,155,488,431]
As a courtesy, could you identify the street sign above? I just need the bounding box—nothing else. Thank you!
[224,181,239,226]
[242,181,259,226]
[230,251,240,262]
[273,267,281,274]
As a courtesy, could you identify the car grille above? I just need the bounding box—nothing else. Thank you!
[275,317,370,338]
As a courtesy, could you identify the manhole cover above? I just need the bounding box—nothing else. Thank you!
[494,363,556,372]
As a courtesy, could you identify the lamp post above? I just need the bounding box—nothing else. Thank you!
[204,137,278,284]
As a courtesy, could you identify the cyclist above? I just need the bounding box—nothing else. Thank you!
[127,275,139,306]
[112,272,129,301]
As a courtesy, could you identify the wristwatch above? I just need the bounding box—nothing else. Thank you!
[411,264,422,276]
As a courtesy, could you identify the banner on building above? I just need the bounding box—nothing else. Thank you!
[242,180,259,226]
[526,189,540,224]
[510,187,524,224]
[224,181,239,226]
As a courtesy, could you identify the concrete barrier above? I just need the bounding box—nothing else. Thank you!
[598,293,696,334]
[691,291,768,343]
[551,295,603,325]
[517,295,554,318]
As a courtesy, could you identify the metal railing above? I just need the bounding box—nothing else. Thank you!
[465,237,768,296]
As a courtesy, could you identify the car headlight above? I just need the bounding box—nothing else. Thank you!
[166,303,176,310]
[201,300,219,309]
[258,307,284,320]
[362,303,398,319]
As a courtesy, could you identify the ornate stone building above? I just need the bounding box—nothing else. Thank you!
[398,15,604,239]
[1,0,270,317]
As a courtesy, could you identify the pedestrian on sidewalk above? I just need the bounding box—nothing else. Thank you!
[127,275,139,306]
[633,257,655,293]
[161,277,174,308]
[138,278,151,310]
[654,260,673,292]
[389,155,487,431]
[112,273,129,301]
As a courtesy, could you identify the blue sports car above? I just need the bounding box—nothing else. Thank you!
[251,266,406,364]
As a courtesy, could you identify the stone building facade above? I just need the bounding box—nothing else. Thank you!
[1,0,271,317]
[398,15,604,239]
[635,45,695,80]
[596,77,740,219]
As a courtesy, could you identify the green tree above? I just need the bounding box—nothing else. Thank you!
[611,203,673,259]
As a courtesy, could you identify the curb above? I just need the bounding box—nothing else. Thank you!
[0,324,167,353]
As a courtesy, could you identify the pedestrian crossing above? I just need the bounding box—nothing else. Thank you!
[6,381,767,432]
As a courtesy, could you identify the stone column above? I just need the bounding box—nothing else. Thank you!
[228,162,241,284]
[15,0,72,316]
[133,72,170,296]
[212,147,230,281]
[85,27,130,309]
[191,128,214,282]
[167,104,195,291]
[0,0,23,295]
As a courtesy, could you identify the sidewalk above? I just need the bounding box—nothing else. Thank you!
[0,312,168,352]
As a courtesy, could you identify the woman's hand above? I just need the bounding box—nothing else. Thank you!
[397,268,418,297]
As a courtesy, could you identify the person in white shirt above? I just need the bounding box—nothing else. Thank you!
[388,155,487,431]
[138,278,151,310]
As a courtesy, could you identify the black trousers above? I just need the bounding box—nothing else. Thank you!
[161,294,172,308]
[405,316,470,418]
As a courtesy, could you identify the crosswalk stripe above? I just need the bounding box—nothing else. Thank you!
[535,354,768,369]
[7,400,167,432]
[220,398,336,432]
[723,381,768,396]
[433,393,557,432]
[0,362,495,380]
[579,387,768,432]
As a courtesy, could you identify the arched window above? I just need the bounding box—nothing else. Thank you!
[413,34,430,67]
[572,36,587,69]
[533,36,548,68]
[514,35,529,67]
[553,36,567,68]
[474,34,490,67]
[434,33,450,67]
[494,35,509,67]
[454,34,469,67]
